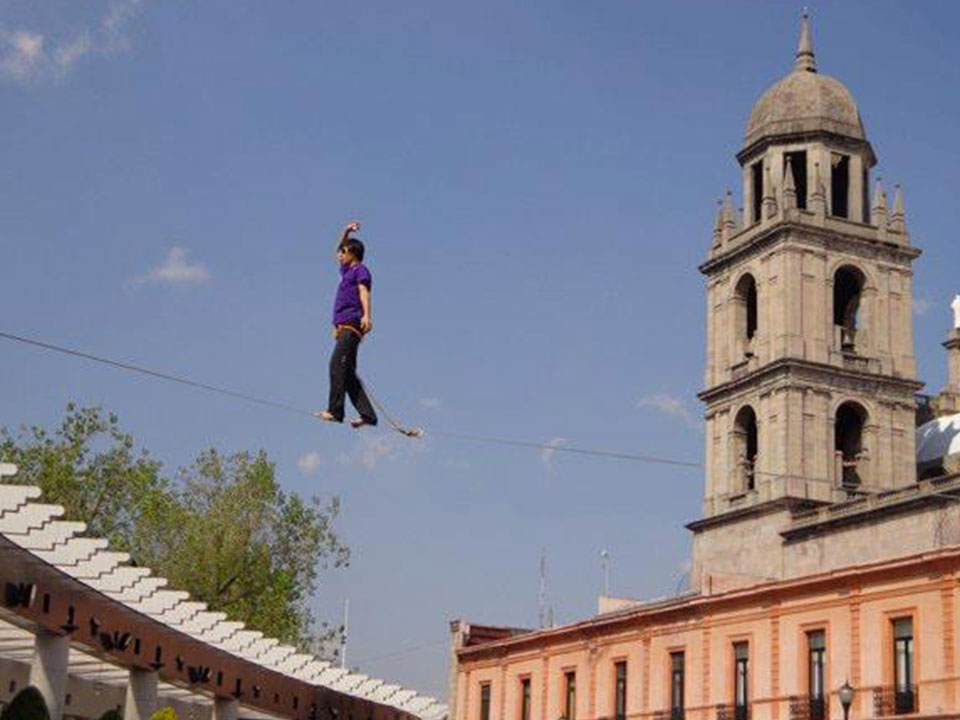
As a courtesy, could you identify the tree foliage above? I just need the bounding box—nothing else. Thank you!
[0,403,164,552]
[148,709,179,720]
[1,686,50,720]
[1,405,348,649]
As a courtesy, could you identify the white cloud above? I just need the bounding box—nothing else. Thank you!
[419,397,443,410]
[337,435,398,471]
[297,451,322,476]
[136,248,211,286]
[913,297,933,316]
[539,437,568,468]
[358,436,397,470]
[636,392,700,429]
[0,0,146,83]
[0,31,45,81]
[335,430,429,471]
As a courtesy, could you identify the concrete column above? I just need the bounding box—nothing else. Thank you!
[213,697,240,720]
[123,669,158,720]
[29,632,70,720]
[945,330,960,391]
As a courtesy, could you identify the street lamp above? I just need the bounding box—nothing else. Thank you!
[839,680,855,720]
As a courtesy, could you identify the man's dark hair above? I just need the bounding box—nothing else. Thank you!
[341,237,365,262]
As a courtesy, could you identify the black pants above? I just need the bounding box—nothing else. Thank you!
[328,327,378,424]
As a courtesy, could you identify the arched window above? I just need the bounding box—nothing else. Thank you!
[734,274,758,358]
[734,405,759,492]
[835,401,867,489]
[833,266,865,352]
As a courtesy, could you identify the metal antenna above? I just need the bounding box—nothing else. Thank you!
[340,598,350,669]
[538,548,547,629]
[600,550,611,597]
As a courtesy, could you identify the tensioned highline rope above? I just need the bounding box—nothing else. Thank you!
[0,330,702,468]
[0,329,890,486]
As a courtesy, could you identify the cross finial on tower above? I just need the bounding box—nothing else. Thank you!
[795,8,817,73]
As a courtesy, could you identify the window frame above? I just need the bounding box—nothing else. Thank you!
[480,683,492,720]
[519,676,531,720]
[733,642,749,720]
[892,617,915,714]
[670,650,685,720]
[612,661,627,720]
[563,670,577,720]
[806,630,826,720]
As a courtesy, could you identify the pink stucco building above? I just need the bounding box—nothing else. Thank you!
[452,14,960,720]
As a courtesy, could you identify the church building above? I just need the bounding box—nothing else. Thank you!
[451,14,960,720]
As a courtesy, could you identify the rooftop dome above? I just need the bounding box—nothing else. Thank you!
[916,413,960,466]
[743,12,866,150]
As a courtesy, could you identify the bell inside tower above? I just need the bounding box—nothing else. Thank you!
[835,401,868,490]
[833,266,865,352]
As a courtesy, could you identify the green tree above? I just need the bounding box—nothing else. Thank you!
[1,686,50,720]
[98,711,124,720]
[2,405,348,649]
[137,448,349,647]
[148,709,179,720]
[0,404,165,552]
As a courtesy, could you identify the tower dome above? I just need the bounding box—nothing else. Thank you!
[743,12,867,152]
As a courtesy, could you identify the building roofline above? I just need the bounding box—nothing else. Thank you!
[457,543,960,660]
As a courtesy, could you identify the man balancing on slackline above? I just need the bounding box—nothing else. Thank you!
[315,222,378,429]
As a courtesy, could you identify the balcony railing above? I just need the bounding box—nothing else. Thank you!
[788,695,825,720]
[874,685,918,716]
[716,703,750,720]
[652,709,684,720]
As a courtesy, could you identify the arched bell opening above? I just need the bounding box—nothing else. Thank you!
[833,266,866,352]
[733,405,759,492]
[835,401,868,490]
[734,274,759,359]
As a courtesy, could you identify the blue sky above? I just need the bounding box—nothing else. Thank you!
[2,0,959,700]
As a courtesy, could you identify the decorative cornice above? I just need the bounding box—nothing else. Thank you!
[700,217,920,276]
[698,356,924,404]
[456,544,960,663]
[783,474,960,542]
[685,497,818,533]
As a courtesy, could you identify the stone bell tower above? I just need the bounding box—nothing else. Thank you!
[689,13,924,589]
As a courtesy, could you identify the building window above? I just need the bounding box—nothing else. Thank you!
[614,662,627,720]
[807,631,826,720]
[734,643,749,720]
[564,671,576,720]
[671,652,685,720]
[520,678,531,720]
[481,683,491,720]
[751,161,763,223]
[734,406,758,492]
[784,151,808,209]
[893,618,915,714]
[831,153,850,218]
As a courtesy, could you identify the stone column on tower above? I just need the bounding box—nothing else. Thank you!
[944,295,960,393]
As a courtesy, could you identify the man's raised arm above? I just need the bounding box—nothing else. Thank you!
[339,221,361,248]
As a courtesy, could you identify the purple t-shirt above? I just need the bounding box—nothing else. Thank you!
[332,262,372,326]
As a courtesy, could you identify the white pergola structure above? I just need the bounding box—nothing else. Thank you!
[0,464,448,720]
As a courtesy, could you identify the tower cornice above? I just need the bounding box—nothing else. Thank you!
[698,356,925,404]
[737,130,876,169]
[700,216,920,276]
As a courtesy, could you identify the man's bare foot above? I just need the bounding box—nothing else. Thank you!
[350,417,374,429]
[315,411,342,423]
